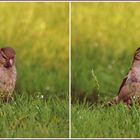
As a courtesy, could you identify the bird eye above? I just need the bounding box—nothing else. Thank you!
[2,55,7,59]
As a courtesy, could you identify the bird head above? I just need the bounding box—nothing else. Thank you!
[0,47,16,68]
[134,47,140,61]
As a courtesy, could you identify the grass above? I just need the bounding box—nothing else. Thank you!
[72,103,140,138]
[0,3,68,138]
[72,2,140,138]
[0,95,68,138]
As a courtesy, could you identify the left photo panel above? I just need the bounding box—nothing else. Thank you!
[0,2,69,138]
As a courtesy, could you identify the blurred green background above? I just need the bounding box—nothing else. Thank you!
[72,2,140,102]
[72,3,140,138]
[0,2,69,97]
[0,3,69,137]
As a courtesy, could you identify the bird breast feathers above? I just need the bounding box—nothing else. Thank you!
[0,66,16,86]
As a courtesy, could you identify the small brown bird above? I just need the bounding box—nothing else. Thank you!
[0,47,16,101]
[114,47,140,105]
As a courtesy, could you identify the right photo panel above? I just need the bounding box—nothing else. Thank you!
[72,2,140,138]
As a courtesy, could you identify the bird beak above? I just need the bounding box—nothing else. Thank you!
[9,59,13,66]
[4,59,13,68]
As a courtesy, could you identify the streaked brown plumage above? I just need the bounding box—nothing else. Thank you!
[114,47,140,105]
[0,47,16,101]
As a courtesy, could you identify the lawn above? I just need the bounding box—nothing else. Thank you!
[72,103,140,138]
[0,3,69,138]
[72,2,140,138]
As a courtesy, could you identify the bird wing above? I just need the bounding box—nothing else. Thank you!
[118,69,131,94]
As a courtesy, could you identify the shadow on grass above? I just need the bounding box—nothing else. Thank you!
[72,89,100,106]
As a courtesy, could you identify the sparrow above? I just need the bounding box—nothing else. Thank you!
[0,47,16,102]
[113,47,140,105]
